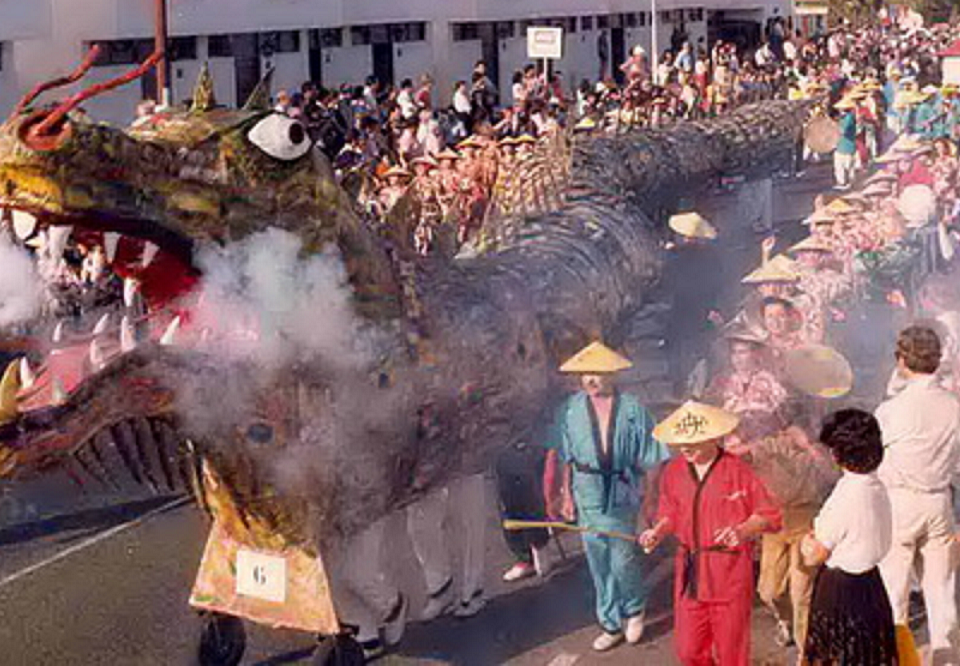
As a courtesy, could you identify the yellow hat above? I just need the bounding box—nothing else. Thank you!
[803,208,836,226]
[668,212,717,240]
[788,236,834,255]
[653,400,740,446]
[436,148,461,161]
[826,198,857,215]
[835,96,857,111]
[783,344,853,398]
[457,136,483,150]
[742,256,799,284]
[383,165,412,179]
[574,117,597,131]
[559,341,633,374]
[723,324,769,346]
[515,134,537,145]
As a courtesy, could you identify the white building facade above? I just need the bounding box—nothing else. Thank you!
[0,0,792,124]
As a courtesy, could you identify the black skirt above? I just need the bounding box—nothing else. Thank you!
[804,566,898,665]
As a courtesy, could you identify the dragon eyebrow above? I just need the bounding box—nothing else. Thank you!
[32,49,164,137]
[14,45,102,116]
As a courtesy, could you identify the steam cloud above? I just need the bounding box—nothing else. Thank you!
[0,236,42,327]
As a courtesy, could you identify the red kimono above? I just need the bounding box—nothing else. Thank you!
[657,451,782,665]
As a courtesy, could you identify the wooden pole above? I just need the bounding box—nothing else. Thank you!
[154,0,171,106]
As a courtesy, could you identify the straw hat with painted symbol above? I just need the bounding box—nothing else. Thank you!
[898,184,937,228]
[383,165,412,180]
[457,136,483,150]
[788,235,834,255]
[668,211,717,240]
[498,136,518,147]
[436,148,461,161]
[841,192,869,207]
[825,197,858,215]
[783,344,854,399]
[862,78,883,92]
[559,341,633,374]
[653,401,740,446]
[515,134,537,145]
[742,255,800,284]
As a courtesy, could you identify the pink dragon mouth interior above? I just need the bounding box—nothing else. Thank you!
[6,210,200,415]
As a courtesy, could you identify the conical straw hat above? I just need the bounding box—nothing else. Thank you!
[559,341,633,373]
[788,236,834,255]
[653,400,740,446]
[668,212,717,240]
[742,255,800,284]
[783,344,853,398]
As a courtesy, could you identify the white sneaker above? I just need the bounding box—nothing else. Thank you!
[453,590,486,618]
[502,562,535,582]
[420,580,454,621]
[532,546,552,577]
[625,612,646,644]
[592,630,625,652]
[381,594,408,647]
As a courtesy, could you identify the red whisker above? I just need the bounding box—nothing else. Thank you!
[13,46,102,116]
[33,50,164,137]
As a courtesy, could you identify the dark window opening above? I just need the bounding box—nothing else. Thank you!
[452,23,480,42]
[581,16,593,31]
[208,34,233,57]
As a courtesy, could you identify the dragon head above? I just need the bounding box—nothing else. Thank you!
[0,50,408,544]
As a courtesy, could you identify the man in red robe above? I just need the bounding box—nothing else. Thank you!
[639,401,782,665]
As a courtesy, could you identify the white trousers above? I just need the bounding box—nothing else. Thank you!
[331,516,398,642]
[406,473,488,602]
[880,488,959,654]
[833,151,855,188]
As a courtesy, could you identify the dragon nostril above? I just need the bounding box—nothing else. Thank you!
[18,111,73,152]
[289,123,305,145]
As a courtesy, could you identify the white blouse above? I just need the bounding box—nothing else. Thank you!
[814,471,892,574]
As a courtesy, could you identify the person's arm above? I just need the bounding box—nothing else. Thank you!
[800,532,831,567]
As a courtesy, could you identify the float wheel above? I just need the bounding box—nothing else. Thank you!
[197,612,246,666]
[312,633,366,665]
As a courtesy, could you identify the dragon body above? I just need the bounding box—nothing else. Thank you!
[0,56,809,553]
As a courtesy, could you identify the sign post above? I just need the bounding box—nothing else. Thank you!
[527,26,564,87]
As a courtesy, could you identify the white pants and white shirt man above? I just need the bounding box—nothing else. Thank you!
[876,374,960,660]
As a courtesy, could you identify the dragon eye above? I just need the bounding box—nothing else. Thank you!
[248,114,312,161]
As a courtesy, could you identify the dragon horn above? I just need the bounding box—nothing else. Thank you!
[14,45,102,116]
[242,65,275,112]
[0,360,22,424]
[191,63,217,113]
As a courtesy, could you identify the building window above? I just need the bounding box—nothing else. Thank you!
[581,16,593,31]
[208,34,233,57]
[350,26,371,46]
[390,22,426,43]
[87,39,154,66]
[497,22,515,39]
[623,13,638,28]
[688,8,705,22]
[451,23,479,42]
[596,15,609,30]
[169,36,197,61]
[260,30,300,56]
[565,17,578,34]
[638,12,648,27]
[319,28,343,48]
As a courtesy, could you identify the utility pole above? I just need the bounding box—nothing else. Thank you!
[155,0,171,106]
[651,0,660,80]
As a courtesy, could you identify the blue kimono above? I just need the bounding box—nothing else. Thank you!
[553,391,670,631]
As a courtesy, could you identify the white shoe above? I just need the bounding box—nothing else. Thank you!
[453,590,486,618]
[381,594,407,646]
[532,546,552,577]
[625,612,646,644]
[592,630,625,652]
[420,580,454,621]
[502,562,535,582]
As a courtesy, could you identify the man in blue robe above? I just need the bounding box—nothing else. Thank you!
[545,341,670,652]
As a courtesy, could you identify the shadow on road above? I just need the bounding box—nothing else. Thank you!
[0,494,182,547]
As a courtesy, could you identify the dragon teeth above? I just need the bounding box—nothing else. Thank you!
[52,321,64,343]
[160,316,180,346]
[121,316,136,352]
[103,233,120,263]
[123,278,139,309]
[51,377,67,405]
[141,242,159,268]
[93,313,111,335]
[89,339,106,371]
[47,225,73,258]
[19,358,35,390]
[11,210,37,240]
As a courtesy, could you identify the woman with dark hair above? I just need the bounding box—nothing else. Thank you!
[800,409,897,665]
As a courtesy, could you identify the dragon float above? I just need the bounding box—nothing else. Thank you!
[0,48,809,664]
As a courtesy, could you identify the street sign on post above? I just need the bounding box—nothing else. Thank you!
[527,27,564,60]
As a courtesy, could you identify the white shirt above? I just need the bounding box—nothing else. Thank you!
[815,471,892,574]
[876,374,960,493]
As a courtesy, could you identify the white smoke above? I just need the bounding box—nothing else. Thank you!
[0,236,42,327]
[191,228,373,371]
